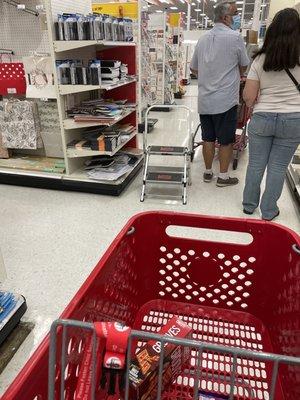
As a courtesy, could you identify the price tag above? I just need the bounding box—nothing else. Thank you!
[17,4,25,10]
[7,88,17,94]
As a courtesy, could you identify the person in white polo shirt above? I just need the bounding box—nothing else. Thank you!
[190,1,249,187]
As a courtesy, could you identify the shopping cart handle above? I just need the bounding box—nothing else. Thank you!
[292,244,300,255]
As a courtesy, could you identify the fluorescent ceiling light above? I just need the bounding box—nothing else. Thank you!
[236,1,244,3]
[194,9,201,11]
[200,13,206,16]
[170,6,178,9]
[261,4,267,7]
[237,7,242,10]
[156,10,163,13]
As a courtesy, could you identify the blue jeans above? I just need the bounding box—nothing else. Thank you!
[243,112,300,220]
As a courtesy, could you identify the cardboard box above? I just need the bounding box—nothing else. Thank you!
[246,30,258,44]
[129,316,192,400]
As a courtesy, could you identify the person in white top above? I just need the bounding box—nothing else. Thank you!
[242,8,300,221]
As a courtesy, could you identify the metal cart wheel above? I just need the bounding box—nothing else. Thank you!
[233,158,238,170]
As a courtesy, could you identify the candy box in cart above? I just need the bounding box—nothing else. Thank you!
[129,316,192,399]
[198,391,229,399]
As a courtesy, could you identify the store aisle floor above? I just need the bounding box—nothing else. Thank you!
[0,85,299,395]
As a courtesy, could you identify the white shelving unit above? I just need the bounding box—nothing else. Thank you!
[0,0,143,195]
[58,77,136,95]
[148,12,174,107]
[53,39,136,53]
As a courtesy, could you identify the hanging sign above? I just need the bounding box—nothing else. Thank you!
[92,2,138,19]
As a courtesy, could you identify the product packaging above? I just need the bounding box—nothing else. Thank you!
[63,14,79,41]
[118,18,125,41]
[104,15,113,41]
[124,18,134,42]
[93,14,105,40]
[77,15,89,40]
[198,392,229,400]
[56,14,65,40]
[56,60,71,84]
[89,60,102,85]
[112,17,119,41]
[129,316,192,400]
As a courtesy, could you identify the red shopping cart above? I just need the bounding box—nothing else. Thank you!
[2,212,300,400]
[191,79,251,170]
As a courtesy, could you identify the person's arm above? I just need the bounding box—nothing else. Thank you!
[237,36,250,76]
[239,66,247,76]
[190,42,199,76]
[243,57,261,107]
[243,79,260,107]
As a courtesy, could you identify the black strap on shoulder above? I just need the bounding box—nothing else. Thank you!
[285,68,300,93]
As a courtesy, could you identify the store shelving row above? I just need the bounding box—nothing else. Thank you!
[0,0,143,195]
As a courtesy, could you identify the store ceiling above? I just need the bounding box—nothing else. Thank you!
[146,0,270,29]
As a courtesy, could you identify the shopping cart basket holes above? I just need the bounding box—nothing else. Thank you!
[158,253,255,310]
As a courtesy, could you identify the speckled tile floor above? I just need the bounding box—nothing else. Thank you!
[0,85,299,395]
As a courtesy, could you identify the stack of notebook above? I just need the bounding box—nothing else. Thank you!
[66,98,135,124]
[86,154,139,181]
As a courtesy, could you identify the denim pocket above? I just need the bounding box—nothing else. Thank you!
[248,113,268,135]
[281,118,300,143]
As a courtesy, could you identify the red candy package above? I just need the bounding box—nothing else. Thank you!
[129,316,192,399]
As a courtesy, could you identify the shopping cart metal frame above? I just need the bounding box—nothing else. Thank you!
[48,319,300,400]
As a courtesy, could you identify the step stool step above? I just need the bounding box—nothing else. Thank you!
[148,166,185,174]
[146,171,183,184]
[148,145,186,155]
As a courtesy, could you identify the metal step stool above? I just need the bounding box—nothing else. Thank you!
[140,104,193,205]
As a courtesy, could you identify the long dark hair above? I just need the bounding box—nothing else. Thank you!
[254,8,300,71]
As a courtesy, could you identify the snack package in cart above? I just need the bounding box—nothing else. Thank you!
[75,322,131,400]
[129,316,192,399]
[198,392,229,399]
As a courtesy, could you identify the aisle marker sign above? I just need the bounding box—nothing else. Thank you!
[92,2,138,19]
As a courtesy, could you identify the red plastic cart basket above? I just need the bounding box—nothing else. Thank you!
[2,212,300,400]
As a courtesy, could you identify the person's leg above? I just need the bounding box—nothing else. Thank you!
[260,142,297,219]
[260,113,300,220]
[219,144,233,173]
[215,106,238,186]
[199,114,216,182]
[202,142,215,170]
[242,130,273,213]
